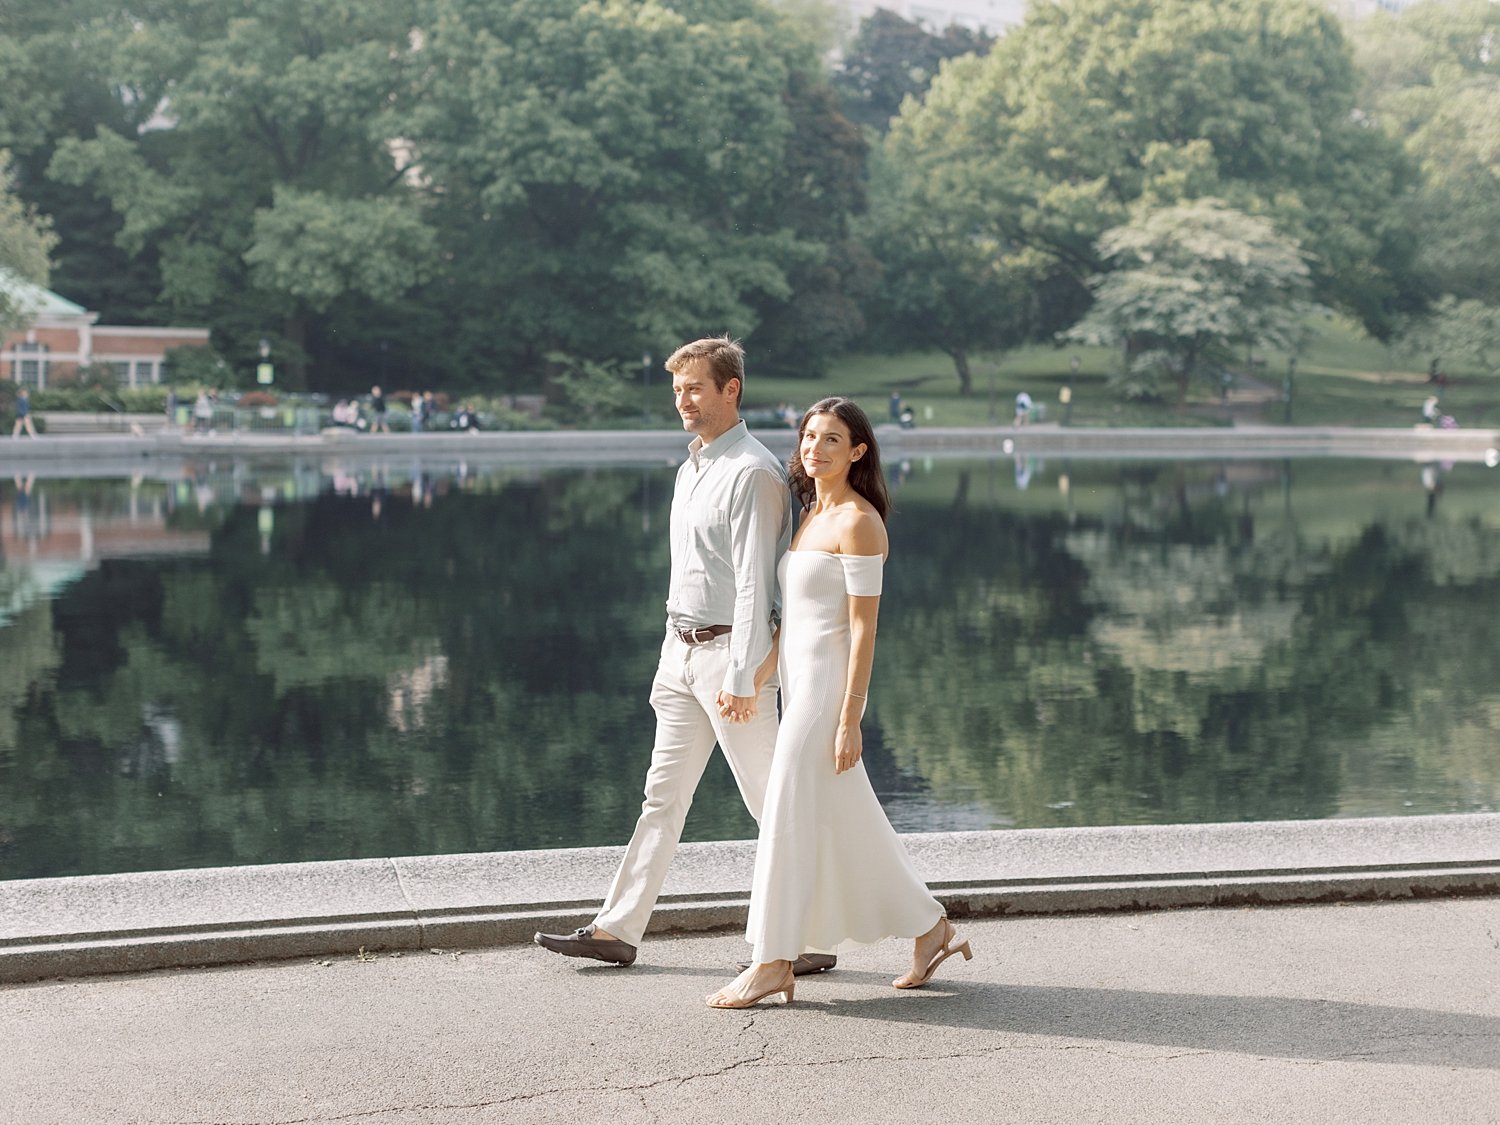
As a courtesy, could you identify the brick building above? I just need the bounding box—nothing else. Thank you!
[1,272,210,389]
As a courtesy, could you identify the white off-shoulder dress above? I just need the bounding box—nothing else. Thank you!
[744,550,944,963]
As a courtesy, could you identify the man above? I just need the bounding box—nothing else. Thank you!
[534,336,835,976]
[370,385,389,433]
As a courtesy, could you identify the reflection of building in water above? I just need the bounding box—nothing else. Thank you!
[2,484,211,616]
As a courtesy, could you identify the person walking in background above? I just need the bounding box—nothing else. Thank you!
[706,398,972,1009]
[534,336,835,978]
[1014,390,1034,426]
[369,385,389,433]
[11,387,38,437]
[410,390,425,433]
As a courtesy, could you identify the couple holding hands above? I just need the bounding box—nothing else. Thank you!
[535,336,972,1008]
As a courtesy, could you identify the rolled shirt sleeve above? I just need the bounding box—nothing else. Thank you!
[722,466,791,698]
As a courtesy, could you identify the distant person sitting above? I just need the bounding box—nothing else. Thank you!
[1014,391,1034,426]
[331,399,360,428]
[451,403,480,432]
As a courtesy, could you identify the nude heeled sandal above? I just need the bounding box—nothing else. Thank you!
[893,919,973,989]
[706,966,796,1009]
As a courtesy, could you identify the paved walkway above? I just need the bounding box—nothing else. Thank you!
[5,898,1498,1123]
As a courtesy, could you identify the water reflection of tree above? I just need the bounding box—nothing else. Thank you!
[872,465,1500,831]
[0,468,762,879]
[4,462,1499,879]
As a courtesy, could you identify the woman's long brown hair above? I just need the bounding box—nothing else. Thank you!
[788,397,891,524]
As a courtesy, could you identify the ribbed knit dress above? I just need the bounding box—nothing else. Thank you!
[744,551,943,963]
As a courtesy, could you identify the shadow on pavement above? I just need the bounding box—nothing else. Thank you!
[810,984,1500,1071]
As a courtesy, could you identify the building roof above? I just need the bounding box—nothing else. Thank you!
[0,268,90,318]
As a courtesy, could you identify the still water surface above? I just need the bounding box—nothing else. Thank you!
[2,453,1498,880]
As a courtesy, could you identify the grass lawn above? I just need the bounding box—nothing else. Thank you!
[733,317,1496,430]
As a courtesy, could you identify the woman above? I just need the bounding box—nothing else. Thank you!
[706,397,972,1009]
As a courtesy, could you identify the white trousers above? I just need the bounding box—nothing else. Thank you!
[593,632,778,946]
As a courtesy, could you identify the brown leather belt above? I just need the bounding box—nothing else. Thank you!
[675,624,732,645]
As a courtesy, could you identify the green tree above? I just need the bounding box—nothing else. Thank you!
[871,0,1425,392]
[44,0,431,386]
[832,9,992,133]
[0,0,164,323]
[862,136,1057,394]
[1350,0,1500,371]
[400,0,844,387]
[0,154,56,339]
[1067,200,1317,409]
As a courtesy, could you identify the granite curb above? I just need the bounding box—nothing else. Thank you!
[4,813,1497,985]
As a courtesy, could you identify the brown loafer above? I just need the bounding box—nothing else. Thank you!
[735,952,837,976]
[534,924,637,966]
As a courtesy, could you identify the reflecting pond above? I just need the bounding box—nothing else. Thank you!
[3,451,1499,880]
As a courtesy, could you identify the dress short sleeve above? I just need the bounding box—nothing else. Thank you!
[838,553,884,596]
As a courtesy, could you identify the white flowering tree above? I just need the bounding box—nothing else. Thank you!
[1068,200,1319,410]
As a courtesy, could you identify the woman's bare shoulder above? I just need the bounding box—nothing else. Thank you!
[841,503,889,558]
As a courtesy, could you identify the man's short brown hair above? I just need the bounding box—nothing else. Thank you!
[665,336,745,406]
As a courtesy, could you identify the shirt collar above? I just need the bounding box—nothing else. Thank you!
[688,419,749,469]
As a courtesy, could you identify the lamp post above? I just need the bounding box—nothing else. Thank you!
[256,338,274,386]
[1064,354,1079,426]
[1283,356,1296,424]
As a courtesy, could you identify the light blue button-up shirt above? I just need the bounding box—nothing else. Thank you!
[666,420,791,698]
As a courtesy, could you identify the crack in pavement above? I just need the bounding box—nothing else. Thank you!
[177,1017,778,1125]
[153,1021,1500,1124]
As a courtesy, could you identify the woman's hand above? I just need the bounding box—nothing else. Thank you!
[834,721,863,774]
[717,691,757,724]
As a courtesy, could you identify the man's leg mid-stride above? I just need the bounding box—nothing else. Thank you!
[535,637,760,963]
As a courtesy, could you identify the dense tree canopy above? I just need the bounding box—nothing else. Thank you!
[0,0,1479,397]
[44,0,429,385]
[1350,0,1500,376]
[399,0,866,382]
[870,0,1427,391]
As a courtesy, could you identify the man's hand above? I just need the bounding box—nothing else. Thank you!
[717,691,757,724]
